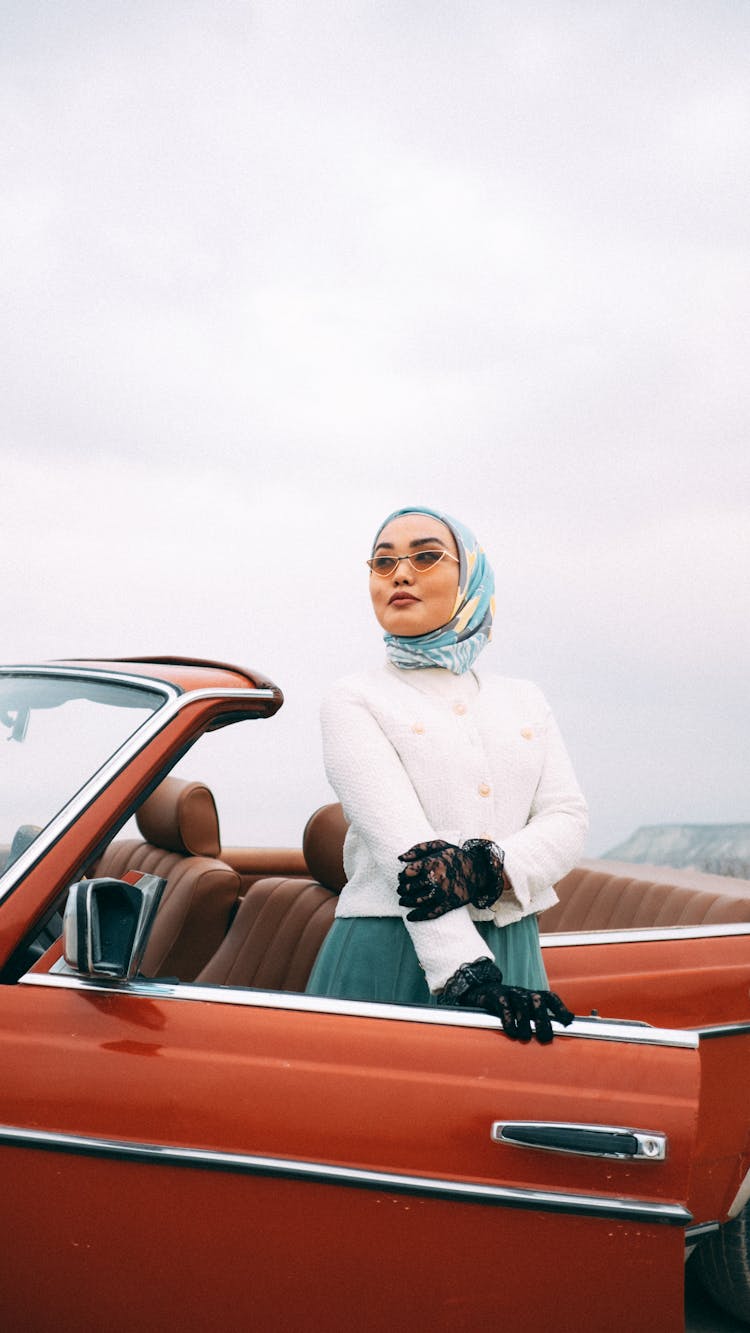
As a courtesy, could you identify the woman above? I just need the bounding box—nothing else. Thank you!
[306,505,588,1042]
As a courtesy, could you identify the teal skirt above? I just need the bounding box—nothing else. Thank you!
[305,914,547,1006]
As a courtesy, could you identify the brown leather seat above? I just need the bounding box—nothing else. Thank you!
[539,862,750,932]
[94,777,241,980]
[194,803,750,989]
[196,803,348,992]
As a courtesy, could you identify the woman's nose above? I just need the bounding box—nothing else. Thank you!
[393,558,414,584]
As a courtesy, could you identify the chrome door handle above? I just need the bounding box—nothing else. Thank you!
[491,1121,667,1161]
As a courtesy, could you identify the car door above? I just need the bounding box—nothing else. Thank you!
[543,922,750,1254]
[0,968,704,1333]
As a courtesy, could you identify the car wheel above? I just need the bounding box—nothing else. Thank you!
[691,1202,750,1325]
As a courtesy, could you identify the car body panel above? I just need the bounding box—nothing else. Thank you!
[543,929,750,1031]
[0,657,749,1330]
[2,972,700,1331]
[1,1145,688,1332]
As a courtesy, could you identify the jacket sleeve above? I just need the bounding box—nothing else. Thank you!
[321,680,493,991]
[500,695,589,912]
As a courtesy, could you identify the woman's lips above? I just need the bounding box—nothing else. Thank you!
[389,593,419,605]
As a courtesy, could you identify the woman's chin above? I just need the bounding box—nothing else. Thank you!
[382,613,437,638]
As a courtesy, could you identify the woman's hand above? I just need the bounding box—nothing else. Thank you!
[397,838,504,920]
[437,958,575,1043]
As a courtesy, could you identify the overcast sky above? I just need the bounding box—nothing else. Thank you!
[3,1,748,855]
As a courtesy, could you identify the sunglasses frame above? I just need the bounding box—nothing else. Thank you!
[366,549,460,577]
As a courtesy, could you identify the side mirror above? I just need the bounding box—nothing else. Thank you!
[63,872,165,980]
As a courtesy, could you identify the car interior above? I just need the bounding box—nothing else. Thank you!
[7,773,750,1001]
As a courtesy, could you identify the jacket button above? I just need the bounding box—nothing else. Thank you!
[520,727,533,739]
[478,782,491,797]
[412,722,425,734]
[453,701,467,715]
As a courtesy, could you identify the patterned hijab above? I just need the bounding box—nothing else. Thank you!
[371,505,495,674]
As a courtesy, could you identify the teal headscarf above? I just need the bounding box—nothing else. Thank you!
[372,505,495,674]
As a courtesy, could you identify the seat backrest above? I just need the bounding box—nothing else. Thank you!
[539,861,750,932]
[196,876,337,991]
[197,802,347,992]
[94,777,240,980]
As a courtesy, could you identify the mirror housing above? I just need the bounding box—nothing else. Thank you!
[63,872,165,980]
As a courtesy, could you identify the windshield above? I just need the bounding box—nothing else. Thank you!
[0,672,166,875]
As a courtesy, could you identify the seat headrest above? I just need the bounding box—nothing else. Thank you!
[136,777,221,857]
[302,803,348,893]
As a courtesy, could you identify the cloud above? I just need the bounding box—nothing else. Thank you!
[1,2,748,853]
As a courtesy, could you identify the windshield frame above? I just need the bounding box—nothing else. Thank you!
[0,665,280,909]
[0,666,179,903]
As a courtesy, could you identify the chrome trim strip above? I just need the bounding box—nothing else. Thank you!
[0,1124,691,1225]
[491,1120,667,1161]
[685,1221,720,1243]
[0,664,179,692]
[696,1022,750,1040]
[541,923,750,947]
[21,970,700,1049]
[0,677,277,905]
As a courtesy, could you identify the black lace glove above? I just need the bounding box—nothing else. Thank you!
[437,958,575,1044]
[397,838,505,921]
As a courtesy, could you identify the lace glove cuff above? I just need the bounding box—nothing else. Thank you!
[438,957,503,1005]
[437,957,575,1044]
[460,840,505,909]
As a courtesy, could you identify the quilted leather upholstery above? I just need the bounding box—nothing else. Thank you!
[94,779,240,980]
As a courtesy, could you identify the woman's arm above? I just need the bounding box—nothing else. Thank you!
[500,700,589,911]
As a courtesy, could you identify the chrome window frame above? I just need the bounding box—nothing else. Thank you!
[0,665,277,905]
[541,922,750,947]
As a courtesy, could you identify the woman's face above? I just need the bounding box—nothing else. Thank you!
[369,513,460,637]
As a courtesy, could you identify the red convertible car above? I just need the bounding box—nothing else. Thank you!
[1,656,749,1331]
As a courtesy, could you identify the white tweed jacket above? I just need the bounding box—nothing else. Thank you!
[320,662,588,992]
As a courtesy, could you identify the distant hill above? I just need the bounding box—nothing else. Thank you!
[604,824,750,878]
